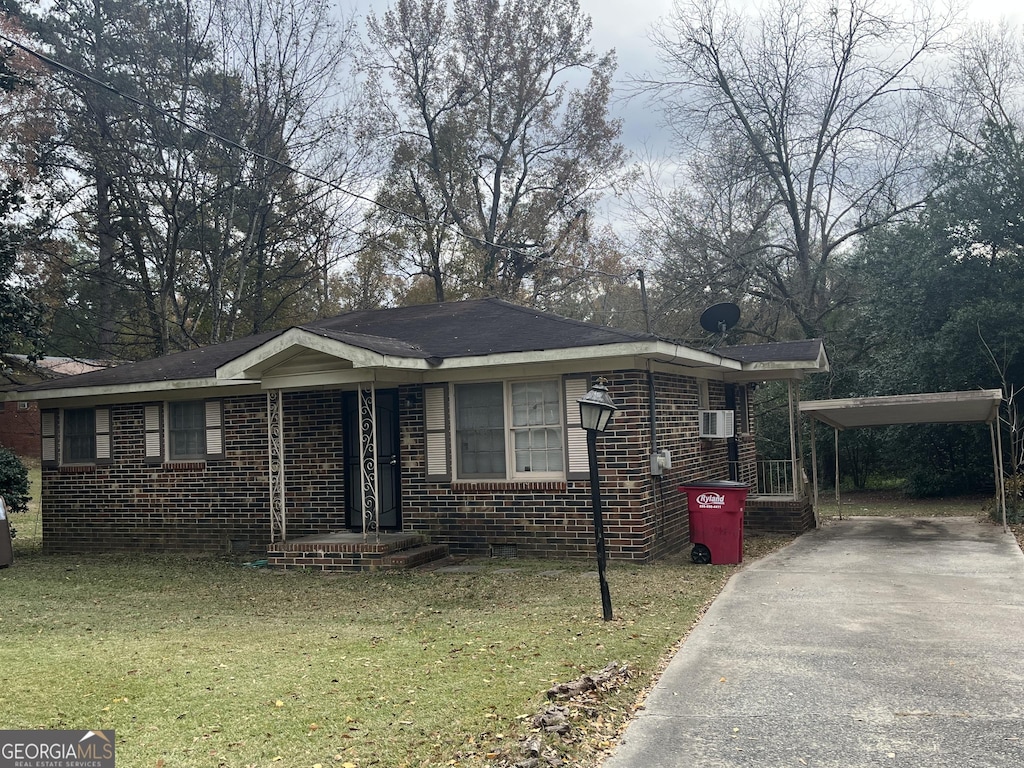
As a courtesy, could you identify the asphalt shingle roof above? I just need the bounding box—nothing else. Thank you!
[717,339,825,364]
[18,299,656,392]
[17,331,284,392]
[15,299,825,394]
[302,298,655,358]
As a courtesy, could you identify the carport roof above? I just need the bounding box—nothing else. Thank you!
[799,389,1003,430]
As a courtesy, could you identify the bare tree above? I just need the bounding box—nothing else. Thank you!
[364,0,627,302]
[641,0,958,339]
[18,0,373,358]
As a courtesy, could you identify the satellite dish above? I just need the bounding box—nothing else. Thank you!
[700,302,741,335]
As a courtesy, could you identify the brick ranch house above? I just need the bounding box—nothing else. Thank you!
[8,299,828,570]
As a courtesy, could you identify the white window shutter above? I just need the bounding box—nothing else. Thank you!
[424,385,450,481]
[41,410,57,465]
[145,404,163,462]
[95,407,112,462]
[205,400,224,457]
[564,377,589,478]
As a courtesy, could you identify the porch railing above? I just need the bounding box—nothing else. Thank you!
[730,460,798,497]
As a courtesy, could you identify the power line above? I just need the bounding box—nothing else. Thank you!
[1,32,645,288]
[0,32,446,232]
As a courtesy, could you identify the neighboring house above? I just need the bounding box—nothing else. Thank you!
[0,355,113,458]
[7,299,828,569]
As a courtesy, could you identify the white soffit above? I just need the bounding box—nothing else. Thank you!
[799,389,1003,430]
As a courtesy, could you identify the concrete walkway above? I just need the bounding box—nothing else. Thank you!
[603,517,1024,767]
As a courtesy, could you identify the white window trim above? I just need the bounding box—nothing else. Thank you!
[698,379,710,410]
[146,399,224,464]
[452,377,568,482]
[55,406,111,466]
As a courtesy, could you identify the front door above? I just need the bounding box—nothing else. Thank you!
[343,389,401,530]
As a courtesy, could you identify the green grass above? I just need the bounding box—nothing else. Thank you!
[4,466,997,767]
[815,488,991,519]
[0,542,761,767]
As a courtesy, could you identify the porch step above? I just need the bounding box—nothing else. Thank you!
[381,543,450,570]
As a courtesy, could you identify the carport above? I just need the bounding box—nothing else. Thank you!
[799,389,1007,529]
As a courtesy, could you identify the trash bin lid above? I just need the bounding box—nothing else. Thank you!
[679,480,749,490]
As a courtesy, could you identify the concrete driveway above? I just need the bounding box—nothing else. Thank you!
[603,516,1024,767]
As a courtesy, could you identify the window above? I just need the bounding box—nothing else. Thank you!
[454,379,565,480]
[146,400,224,464]
[168,401,206,459]
[511,380,563,473]
[455,382,506,478]
[63,408,95,463]
[47,407,111,466]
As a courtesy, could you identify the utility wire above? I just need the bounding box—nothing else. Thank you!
[0,32,427,225]
[0,32,643,287]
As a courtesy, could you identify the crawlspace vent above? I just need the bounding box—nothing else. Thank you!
[490,543,518,559]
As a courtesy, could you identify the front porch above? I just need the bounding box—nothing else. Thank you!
[267,532,449,572]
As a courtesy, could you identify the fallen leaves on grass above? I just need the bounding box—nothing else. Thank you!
[469,662,634,768]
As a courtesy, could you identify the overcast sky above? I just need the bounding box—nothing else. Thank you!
[586,0,1024,153]
[354,0,1024,157]
[351,0,1024,238]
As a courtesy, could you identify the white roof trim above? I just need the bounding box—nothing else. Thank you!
[9,333,829,403]
[215,333,747,381]
[216,327,436,380]
[9,377,262,403]
[800,389,1003,430]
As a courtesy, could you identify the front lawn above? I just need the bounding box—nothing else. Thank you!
[0,539,771,767]
[4,473,1000,767]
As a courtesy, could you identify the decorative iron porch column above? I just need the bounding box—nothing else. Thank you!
[359,384,381,542]
[268,389,287,543]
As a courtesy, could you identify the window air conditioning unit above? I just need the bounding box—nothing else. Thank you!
[699,410,735,439]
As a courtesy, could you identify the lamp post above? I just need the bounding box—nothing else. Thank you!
[577,377,617,621]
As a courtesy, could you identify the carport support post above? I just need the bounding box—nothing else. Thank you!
[834,427,842,520]
[810,419,819,525]
[788,381,799,499]
[990,420,1008,533]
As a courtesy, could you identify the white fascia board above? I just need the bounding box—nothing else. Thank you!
[725,367,809,383]
[431,341,743,372]
[260,369,379,391]
[11,378,262,405]
[724,351,831,383]
[216,327,435,380]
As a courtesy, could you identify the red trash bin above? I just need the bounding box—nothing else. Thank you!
[680,480,749,565]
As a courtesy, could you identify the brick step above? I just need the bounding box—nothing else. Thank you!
[380,543,449,570]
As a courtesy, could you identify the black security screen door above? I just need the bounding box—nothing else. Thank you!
[343,389,401,530]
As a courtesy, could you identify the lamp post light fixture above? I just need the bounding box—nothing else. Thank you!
[577,377,617,621]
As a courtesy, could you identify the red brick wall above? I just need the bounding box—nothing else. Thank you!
[0,400,41,457]
[42,396,271,554]
[39,372,754,560]
[399,370,742,563]
[399,371,656,561]
[280,390,347,538]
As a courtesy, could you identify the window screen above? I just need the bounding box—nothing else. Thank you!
[169,401,207,459]
[455,382,506,477]
[63,408,95,463]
